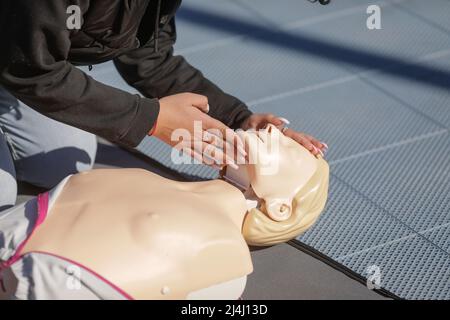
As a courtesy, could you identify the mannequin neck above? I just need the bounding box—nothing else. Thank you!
[220,173,260,212]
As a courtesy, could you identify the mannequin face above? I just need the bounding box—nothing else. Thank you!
[229,125,318,221]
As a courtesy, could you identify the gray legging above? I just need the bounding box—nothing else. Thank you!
[0,87,97,211]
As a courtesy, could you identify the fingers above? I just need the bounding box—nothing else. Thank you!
[256,114,326,153]
[304,134,326,152]
[284,129,322,157]
[202,114,228,131]
[277,117,290,126]
[206,130,246,163]
[290,130,315,153]
[259,114,284,129]
[262,114,284,128]
[187,140,239,170]
[302,134,328,157]
[203,115,246,160]
[184,148,224,170]
[171,108,246,168]
[243,113,270,129]
[185,93,209,113]
[177,125,244,170]
[203,142,239,170]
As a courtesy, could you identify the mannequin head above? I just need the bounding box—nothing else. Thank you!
[239,124,320,221]
[226,125,329,246]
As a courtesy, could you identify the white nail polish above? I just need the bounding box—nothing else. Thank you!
[279,117,290,125]
[313,146,322,157]
[319,149,324,157]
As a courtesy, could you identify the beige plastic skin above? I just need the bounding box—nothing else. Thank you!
[234,125,330,246]
[238,125,319,221]
[21,126,329,298]
[22,169,253,300]
[242,156,329,246]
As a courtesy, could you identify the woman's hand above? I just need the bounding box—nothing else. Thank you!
[152,93,245,169]
[240,113,328,157]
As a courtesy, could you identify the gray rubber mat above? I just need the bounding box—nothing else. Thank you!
[244,243,388,300]
[86,0,450,299]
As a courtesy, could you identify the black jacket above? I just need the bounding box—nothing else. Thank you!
[0,0,252,147]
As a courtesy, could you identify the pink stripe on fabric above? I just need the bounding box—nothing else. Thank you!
[1,192,133,300]
[2,193,50,269]
[36,192,49,227]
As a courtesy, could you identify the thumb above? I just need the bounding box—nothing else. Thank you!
[266,115,284,127]
[187,93,209,113]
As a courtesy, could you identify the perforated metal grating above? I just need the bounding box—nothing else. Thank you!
[88,0,450,299]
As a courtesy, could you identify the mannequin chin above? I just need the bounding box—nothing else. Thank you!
[1,126,329,300]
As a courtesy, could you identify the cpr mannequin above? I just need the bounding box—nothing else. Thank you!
[0,125,329,300]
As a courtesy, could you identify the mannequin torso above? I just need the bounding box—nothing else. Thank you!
[22,169,252,299]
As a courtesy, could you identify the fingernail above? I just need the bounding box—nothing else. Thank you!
[322,142,329,150]
[313,146,323,157]
[206,104,210,113]
[318,148,324,157]
[279,117,290,125]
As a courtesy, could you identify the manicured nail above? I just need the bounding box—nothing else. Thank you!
[279,117,290,125]
[322,142,329,150]
[313,146,323,157]
[206,104,210,113]
[318,149,324,157]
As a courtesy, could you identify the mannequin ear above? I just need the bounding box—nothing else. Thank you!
[264,198,292,222]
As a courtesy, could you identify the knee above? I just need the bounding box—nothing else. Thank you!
[0,170,17,211]
[17,131,97,189]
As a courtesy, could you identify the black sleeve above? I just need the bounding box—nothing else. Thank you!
[0,0,159,147]
[114,18,253,129]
